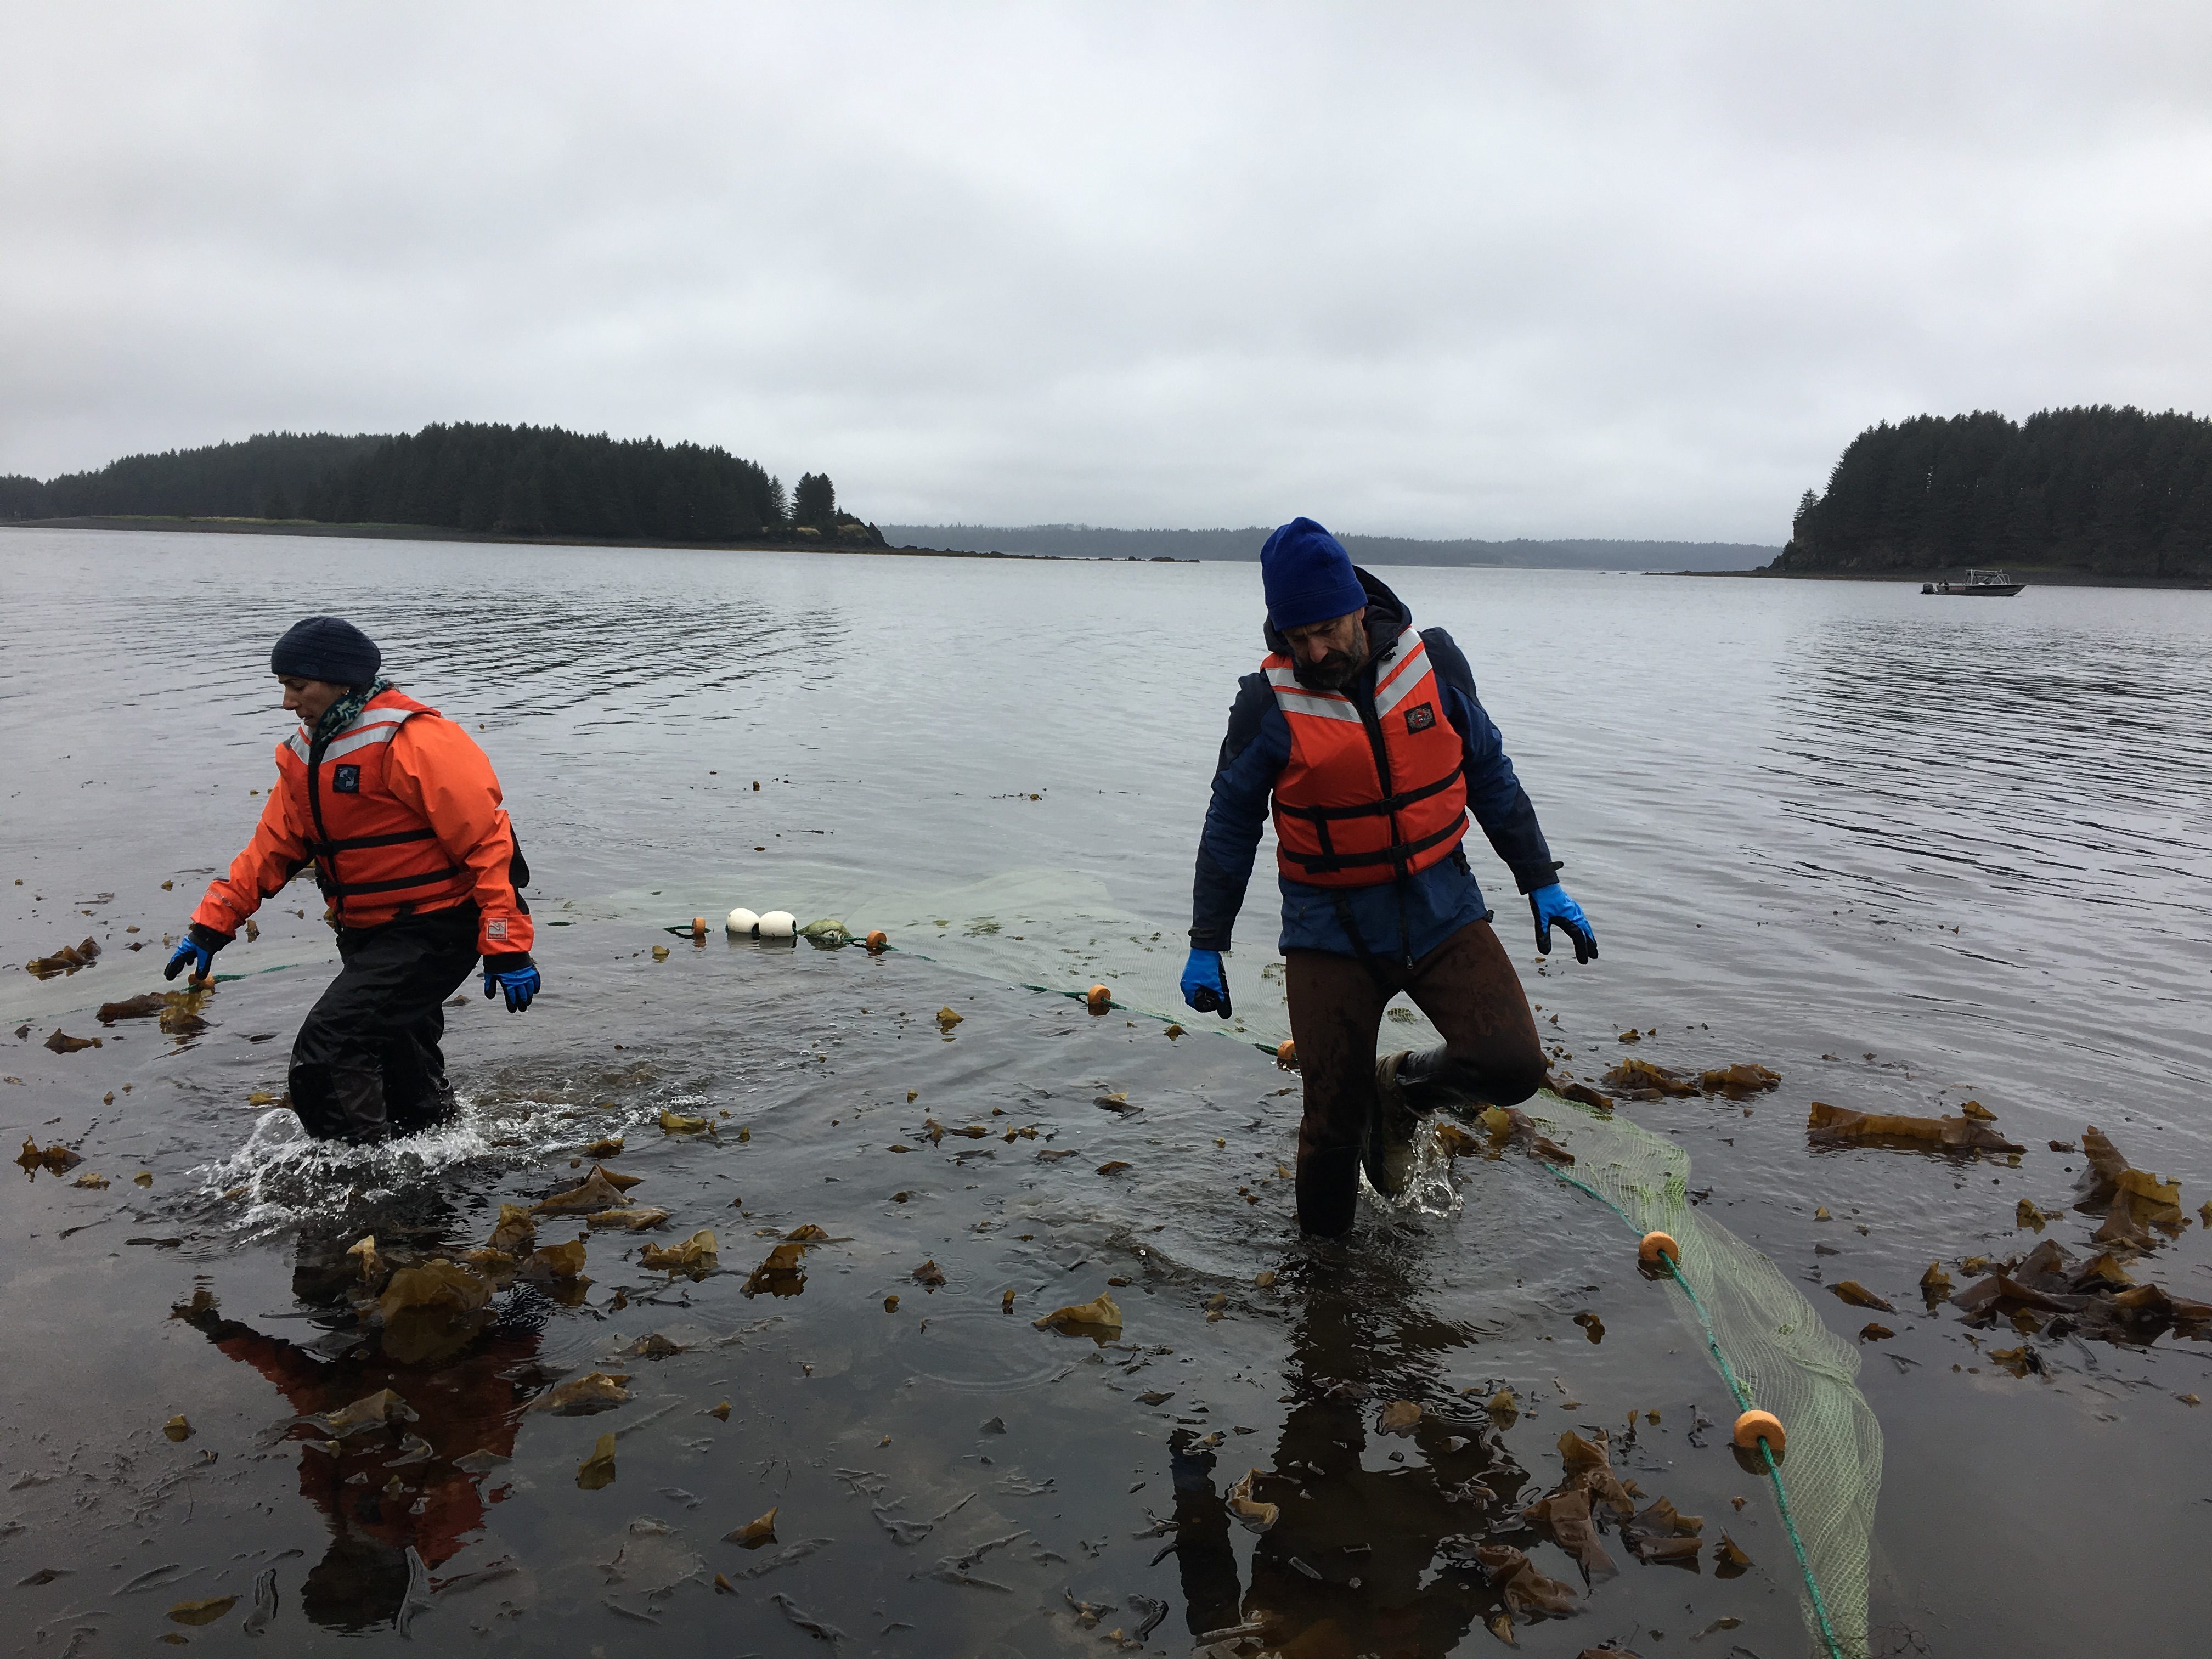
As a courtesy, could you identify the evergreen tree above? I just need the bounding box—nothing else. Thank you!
[793,472,836,525]
[0,475,48,518]
[15,432,383,521]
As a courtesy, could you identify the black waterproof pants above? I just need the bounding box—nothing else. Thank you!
[1284,917,1548,1237]
[290,902,482,1144]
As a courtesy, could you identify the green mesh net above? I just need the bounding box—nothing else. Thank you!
[1522,1093,1881,1659]
[674,867,1883,1657]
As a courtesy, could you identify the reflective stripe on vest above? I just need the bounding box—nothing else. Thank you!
[1267,627,1469,887]
[278,693,469,918]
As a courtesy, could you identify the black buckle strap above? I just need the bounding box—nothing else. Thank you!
[1274,763,1464,825]
[1283,817,1465,876]
[307,828,439,856]
[318,865,468,898]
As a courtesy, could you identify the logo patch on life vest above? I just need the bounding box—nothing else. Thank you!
[486,918,508,940]
[332,764,361,793]
[1403,702,1436,732]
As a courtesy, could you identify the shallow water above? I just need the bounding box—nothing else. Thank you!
[3,528,2210,1655]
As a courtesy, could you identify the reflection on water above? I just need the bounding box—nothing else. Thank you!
[1170,1253,1532,1651]
[173,1209,545,1634]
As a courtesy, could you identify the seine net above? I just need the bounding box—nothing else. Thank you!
[698,868,1883,1657]
[1520,1092,1881,1658]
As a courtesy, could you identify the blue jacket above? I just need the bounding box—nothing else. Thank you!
[1189,568,1559,962]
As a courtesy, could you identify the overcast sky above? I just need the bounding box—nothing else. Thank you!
[4,4,2210,541]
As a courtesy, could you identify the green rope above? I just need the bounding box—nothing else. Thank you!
[1542,1161,1848,1659]
[207,963,301,984]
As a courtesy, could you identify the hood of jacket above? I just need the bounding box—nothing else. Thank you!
[1261,566,1413,687]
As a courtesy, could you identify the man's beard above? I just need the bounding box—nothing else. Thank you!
[1293,644,1367,691]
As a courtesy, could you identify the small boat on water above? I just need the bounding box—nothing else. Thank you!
[1922,569,2025,597]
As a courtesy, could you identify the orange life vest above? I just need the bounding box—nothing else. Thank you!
[279,689,473,927]
[1268,625,1468,888]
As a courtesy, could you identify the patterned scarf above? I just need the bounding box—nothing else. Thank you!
[310,678,394,749]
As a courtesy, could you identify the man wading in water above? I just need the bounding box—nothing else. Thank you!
[167,617,541,1142]
[1180,519,1596,1235]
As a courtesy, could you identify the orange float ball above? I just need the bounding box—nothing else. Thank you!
[1276,1038,1299,1070]
[866,930,888,953]
[1638,1231,1681,1267]
[1733,1409,1786,1459]
[691,917,708,938]
[1086,984,1113,1013]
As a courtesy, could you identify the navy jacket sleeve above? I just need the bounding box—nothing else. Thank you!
[1189,673,1290,951]
[1423,629,1560,894]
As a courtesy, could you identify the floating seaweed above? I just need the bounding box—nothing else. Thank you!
[1549,1077,1615,1111]
[1699,1062,1780,1097]
[167,1595,236,1626]
[25,937,99,979]
[743,1237,811,1297]
[1948,1235,2212,1346]
[577,1432,617,1490]
[16,1139,83,1173]
[376,1259,494,1364]
[2074,1126,2185,1229]
[1806,1101,2023,1153]
[1522,1484,1617,1581]
[96,992,166,1023]
[589,1205,671,1231]
[1476,1543,1579,1616]
[534,1166,641,1214]
[1603,1058,1697,1098]
[639,1229,718,1275]
[1034,1291,1122,1335]
[1621,1495,1703,1565]
[1225,1469,1277,1534]
[727,1506,779,1548]
[1829,1280,1896,1312]
[528,1373,631,1415]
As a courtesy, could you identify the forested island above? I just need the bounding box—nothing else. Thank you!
[0,424,884,548]
[1773,405,2212,580]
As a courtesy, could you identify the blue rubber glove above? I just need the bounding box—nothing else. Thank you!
[163,923,226,983]
[1530,884,1596,964]
[482,954,541,1013]
[1180,947,1232,1018]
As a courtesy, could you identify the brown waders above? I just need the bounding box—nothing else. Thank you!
[1284,917,1546,1237]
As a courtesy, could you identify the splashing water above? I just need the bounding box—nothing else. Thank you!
[184,1091,664,1239]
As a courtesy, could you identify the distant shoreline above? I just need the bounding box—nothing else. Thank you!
[0,515,1196,563]
[20,517,2200,587]
[1661,565,2212,591]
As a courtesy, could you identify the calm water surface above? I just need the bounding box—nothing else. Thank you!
[2,528,2209,1656]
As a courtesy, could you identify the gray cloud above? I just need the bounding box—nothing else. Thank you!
[4,2,2210,540]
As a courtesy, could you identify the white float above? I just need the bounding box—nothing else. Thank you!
[726,907,761,936]
[757,909,797,940]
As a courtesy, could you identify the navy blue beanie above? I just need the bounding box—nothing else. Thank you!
[1260,517,1367,631]
[270,616,381,686]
